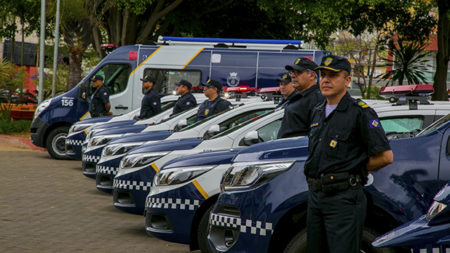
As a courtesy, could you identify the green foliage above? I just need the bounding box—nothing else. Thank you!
[0,118,31,134]
[0,58,27,95]
[378,39,431,86]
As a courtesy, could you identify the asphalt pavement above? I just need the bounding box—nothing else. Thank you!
[0,147,190,252]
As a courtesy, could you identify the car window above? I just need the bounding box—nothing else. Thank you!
[144,69,201,95]
[211,110,275,139]
[218,109,273,132]
[161,101,176,112]
[95,64,132,95]
[417,114,450,136]
[256,119,282,142]
[380,117,423,134]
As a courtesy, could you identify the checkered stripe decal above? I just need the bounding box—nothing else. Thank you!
[96,165,118,175]
[65,139,83,146]
[114,179,152,191]
[209,213,273,236]
[412,248,450,253]
[146,197,200,211]
[82,154,100,163]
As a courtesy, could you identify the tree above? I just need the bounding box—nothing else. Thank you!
[378,39,430,86]
[432,0,449,101]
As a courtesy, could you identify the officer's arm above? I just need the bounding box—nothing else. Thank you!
[105,102,112,115]
[367,150,393,172]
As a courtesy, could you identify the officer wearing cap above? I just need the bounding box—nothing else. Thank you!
[197,79,232,121]
[276,57,324,138]
[89,75,111,117]
[304,55,393,253]
[276,73,296,109]
[172,80,197,115]
[137,75,161,120]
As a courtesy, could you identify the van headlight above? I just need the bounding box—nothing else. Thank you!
[426,200,448,224]
[154,165,216,186]
[69,124,90,134]
[221,161,294,191]
[33,99,52,119]
[102,142,144,158]
[88,134,122,147]
[119,152,169,169]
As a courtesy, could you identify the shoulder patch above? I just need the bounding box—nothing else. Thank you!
[357,100,369,109]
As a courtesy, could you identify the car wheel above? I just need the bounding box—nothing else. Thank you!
[46,126,69,160]
[197,205,214,253]
[283,227,400,253]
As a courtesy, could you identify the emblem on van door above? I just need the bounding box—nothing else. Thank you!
[227,72,240,87]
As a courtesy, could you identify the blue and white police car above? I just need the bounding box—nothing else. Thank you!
[207,114,450,253]
[95,101,276,192]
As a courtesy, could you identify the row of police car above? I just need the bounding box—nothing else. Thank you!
[41,84,448,253]
[30,37,450,253]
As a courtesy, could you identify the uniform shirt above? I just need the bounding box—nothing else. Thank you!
[89,85,110,116]
[277,85,324,138]
[197,97,232,121]
[138,88,161,120]
[172,92,197,115]
[304,92,391,179]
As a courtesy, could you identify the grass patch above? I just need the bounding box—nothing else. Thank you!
[0,118,31,134]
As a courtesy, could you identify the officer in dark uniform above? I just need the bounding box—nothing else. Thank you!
[197,79,232,121]
[276,58,324,138]
[304,55,393,253]
[137,75,161,120]
[89,75,111,117]
[171,79,197,115]
[275,73,296,109]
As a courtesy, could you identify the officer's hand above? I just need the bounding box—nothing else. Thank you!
[106,112,112,116]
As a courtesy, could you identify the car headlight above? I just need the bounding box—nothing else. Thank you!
[102,142,144,158]
[69,124,90,134]
[88,134,122,147]
[426,200,448,225]
[119,152,169,169]
[154,165,216,186]
[33,99,52,119]
[221,161,294,191]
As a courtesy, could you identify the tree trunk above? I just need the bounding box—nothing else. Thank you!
[67,46,84,90]
[120,9,129,46]
[432,0,449,101]
[20,17,24,66]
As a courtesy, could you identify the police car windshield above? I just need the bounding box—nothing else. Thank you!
[179,107,234,131]
[416,114,450,136]
[210,109,275,139]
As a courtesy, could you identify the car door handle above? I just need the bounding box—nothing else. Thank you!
[115,105,128,110]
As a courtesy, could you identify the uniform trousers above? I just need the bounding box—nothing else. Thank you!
[306,186,367,253]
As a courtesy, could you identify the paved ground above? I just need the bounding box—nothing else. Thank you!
[0,147,190,253]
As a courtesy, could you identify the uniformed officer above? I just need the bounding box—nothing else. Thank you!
[171,79,197,115]
[304,55,394,253]
[276,57,324,138]
[89,75,111,117]
[197,79,232,121]
[275,73,296,109]
[137,75,161,120]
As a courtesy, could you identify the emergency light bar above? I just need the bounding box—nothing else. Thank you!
[379,84,433,109]
[258,87,281,102]
[158,36,302,50]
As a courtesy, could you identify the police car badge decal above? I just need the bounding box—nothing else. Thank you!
[227,72,240,87]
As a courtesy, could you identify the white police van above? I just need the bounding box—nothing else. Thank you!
[31,36,329,159]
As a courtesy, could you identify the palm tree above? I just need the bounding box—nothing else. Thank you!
[378,38,430,86]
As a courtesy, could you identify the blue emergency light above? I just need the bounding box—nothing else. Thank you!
[160,36,302,46]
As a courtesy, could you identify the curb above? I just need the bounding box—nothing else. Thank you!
[0,135,46,151]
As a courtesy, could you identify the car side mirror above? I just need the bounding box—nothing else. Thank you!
[241,130,260,146]
[203,124,220,140]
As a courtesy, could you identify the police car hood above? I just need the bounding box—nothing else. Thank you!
[94,123,147,136]
[91,120,137,131]
[162,148,243,169]
[372,181,450,248]
[108,130,172,145]
[127,137,203,155]
[233,137,309,163]
[78,116,113,124]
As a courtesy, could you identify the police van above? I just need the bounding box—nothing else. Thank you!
[30,36,329,159]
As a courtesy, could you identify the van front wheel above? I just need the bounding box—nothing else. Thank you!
[46,126,69,160]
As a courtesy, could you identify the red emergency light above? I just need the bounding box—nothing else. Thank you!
[223,86,256,92]
[129,51,138,61]
[379,84,434,97]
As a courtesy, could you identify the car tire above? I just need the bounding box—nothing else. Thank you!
[283,227,399,253]
[197,205,214,253]
[46,126,69,160]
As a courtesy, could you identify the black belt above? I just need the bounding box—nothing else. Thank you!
[307,172,361,194]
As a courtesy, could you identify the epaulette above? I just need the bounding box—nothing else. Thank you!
[355,99,370,109]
